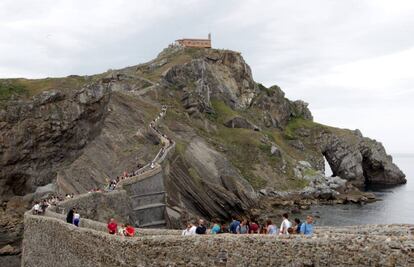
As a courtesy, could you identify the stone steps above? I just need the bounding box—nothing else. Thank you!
[133,203,166,211]
[130,191,166,198]
[123,107,170,228]
[139,220,167,228]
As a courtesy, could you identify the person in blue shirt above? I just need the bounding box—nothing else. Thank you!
[300,215,314,236]
[210,219,221,234]
[229,216,240,234]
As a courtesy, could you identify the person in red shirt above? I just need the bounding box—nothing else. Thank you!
[249,220,259,234]
[124,224,135,237]
[107,218,117,234]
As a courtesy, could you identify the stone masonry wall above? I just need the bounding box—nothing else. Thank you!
[121,167,167,228]
[56,190,133,224]
[22,213,414,267]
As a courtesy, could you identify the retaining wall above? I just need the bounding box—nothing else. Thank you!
[53,162,171,229]
[121,167,167,228]
[22,212,414,267]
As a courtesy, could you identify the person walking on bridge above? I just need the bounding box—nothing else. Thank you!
[107,218,118,235]
[124,224,135,237]
[300,215,314,236]
[196,219,207,234]
[279,213,292,236]
[229,216,240,234]
[182,222,196,236]
[73,208,80,227]
[66,208,74,224]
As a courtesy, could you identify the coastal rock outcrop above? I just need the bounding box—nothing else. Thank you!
[262,160,373,206]
[318,131,406,188]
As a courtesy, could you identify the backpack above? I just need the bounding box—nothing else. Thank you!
[229,220,239,234]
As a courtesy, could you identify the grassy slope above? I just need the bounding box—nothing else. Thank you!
[190,99,317,190]
[0,76,91,104]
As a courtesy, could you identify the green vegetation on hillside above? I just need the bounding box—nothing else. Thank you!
[209,99,238,123]
[213,127,267,189]
[284,117,321,139]
[0,76,89,103]
[0,81,28,101]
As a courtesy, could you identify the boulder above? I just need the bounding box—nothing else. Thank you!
[319,188,335,200]
[292,100,313,120]
[326,176,347,190]
[270,145,281,157]
[268,191,290,198]
[298,161,312,168]
[300,187,317,198]
[224,117,260,131]
[359,138,406,185]
[293,168,302,179]
[33,90,65,105]
[288,140,305,151]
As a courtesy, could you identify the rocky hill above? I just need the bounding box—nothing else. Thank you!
[0,45,406,263]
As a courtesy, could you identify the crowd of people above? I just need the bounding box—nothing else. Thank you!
[35,199,313,239]
[32,196,64,215]
[182,214,314,236]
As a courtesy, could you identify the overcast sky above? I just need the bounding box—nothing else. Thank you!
[1,0,413,153]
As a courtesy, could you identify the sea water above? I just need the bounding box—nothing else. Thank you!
[310,154,414,226]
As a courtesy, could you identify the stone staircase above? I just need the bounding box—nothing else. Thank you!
[116,107,175,228]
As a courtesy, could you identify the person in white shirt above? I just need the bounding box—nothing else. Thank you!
[118,224,126,236]
[279,213,292,235]
[33,202,41,215]
[182,222,197,236]
[73,209,80,227]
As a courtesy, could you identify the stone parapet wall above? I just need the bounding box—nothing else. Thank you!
[22,212,414,267]
[56,191,133,224]
[41,209,181,236]
[116,164,162,188]
[316,224,414,237]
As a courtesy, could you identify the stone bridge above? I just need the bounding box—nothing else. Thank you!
[22,209,414,267]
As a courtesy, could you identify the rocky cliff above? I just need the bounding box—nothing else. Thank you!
[0,45,406,263]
